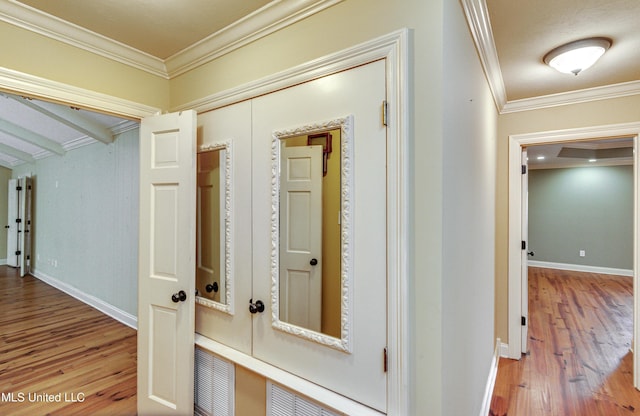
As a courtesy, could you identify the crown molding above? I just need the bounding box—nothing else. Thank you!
[501,80,640,113]
[165,0,344,78]
[459,0,507,111]
[0,0,343,80]
[0,0,167,77]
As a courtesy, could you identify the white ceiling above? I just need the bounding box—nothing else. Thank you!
[0,0,637,168]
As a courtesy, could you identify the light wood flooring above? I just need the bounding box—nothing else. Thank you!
[491,267,640,416]
[0,266,137,415]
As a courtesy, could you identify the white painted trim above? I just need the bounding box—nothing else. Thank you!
[459,0,506,111]
[186,29,409,415]
[528,261,633,277]
[461,0,640,114]
[478,339,501,416]
[0,66,160,119]
[0,0,166,77]
[0,0,344,79]
[0,259,6,265]
[172,29,409,114]
[30,269,137,329]
[508,122,640,386]
[499,342,509,358]
[166,0,345,78]
[502,80,640,114]
[196,334,384,416]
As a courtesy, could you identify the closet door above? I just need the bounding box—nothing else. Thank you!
[195,100,253,355]
[251,60,388,412]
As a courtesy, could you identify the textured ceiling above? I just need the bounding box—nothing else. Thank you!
[486,0,640,101]
[16,0,273,59]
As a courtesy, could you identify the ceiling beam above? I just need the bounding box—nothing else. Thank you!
[0,118,66,156]
[0,142,35,164]
[6,95,114,144]
[0,158,14,169]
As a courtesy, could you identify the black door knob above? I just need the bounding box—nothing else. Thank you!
[527,251,535,257]
[206,282,219,293]
[171,290,187,303]
[249,299,265,314]
[310,258,318,266]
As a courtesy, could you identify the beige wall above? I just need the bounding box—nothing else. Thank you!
[495,94,640,342]
[0,21,169,110]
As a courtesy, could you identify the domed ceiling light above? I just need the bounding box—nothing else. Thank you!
[543,37,611,75]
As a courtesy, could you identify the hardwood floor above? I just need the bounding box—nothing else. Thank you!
[0,266,136,415]
[490,267,640,416]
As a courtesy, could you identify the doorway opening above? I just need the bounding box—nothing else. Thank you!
[508,122,640,389]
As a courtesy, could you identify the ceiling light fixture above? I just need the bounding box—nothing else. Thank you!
[543,37,611,76]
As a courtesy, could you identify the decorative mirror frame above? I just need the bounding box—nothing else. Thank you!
[270,116,354,353]
[196,140,234,315]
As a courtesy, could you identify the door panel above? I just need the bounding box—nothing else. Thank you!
[195,101,253,355]
[251,60,388,412]
[279,145,323,331]
[138,110,196,416]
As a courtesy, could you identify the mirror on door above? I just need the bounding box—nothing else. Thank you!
[272,116,354,352]
[196,141,233,314]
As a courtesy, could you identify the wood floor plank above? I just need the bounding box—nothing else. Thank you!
[0,266,136,415]
[491,267,640,415]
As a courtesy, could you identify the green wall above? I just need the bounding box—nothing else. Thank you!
[12,128,139,316]
[528,165,633,270]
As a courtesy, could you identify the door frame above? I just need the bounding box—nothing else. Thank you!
[179,29,410,415]
[508,121,640,388]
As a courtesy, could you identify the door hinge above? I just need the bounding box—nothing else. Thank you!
[15,250,21,256]
[521,240,526,250]
[16,185,22,191]
[383,347,388,373]
[521,165,527,174]
[382,100,388,127]
[521,316,526,326]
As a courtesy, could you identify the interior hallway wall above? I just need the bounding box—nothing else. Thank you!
[12,128,139,317]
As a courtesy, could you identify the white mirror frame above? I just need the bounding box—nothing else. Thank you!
[196,140,234,315]
[270,115,354,353]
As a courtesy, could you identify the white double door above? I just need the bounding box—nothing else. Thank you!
[138,59,388,414]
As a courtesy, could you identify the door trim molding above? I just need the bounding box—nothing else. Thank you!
[508,122,640,388]
[0,66,160,119]
[184,29,410,414]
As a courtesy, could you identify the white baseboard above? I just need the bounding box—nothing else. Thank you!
[479,338,500,416]
[528,260,633,277]
[499,342,510,358]
[31,269,137,329]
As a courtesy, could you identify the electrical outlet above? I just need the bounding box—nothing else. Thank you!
[579,250,586,257]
